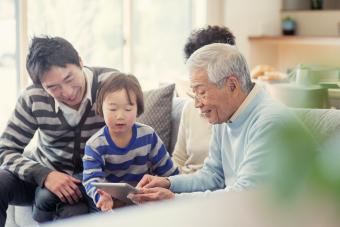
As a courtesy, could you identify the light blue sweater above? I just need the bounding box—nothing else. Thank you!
[169,85,299,196]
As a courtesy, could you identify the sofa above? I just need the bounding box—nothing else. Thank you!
[5,94,340,227]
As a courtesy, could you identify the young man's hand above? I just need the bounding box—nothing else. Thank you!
[136,174,170,189]
[44,171,83,204]
[96,189,113,212]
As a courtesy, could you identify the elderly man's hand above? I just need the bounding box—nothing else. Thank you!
[128,187,174,204]
[44,171,83,204]
[136,174,171,189]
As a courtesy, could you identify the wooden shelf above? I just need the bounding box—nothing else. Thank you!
[248,35,340,73]
[248,0,340,77]
[249,36,340,45]
[281,0,340,11]
[281,9,340,12]
[280,10,340,36]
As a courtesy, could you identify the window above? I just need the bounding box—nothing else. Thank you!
[131,0,192,89]
[0,0,211,126]
[27,0,193,89]
[0,0,17,132]
[28,0,123,69]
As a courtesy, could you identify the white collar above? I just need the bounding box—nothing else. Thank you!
[228,83,261,123]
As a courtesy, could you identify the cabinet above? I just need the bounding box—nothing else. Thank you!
[248,0,340,71]
[280,0,340,36]
[282,0,340,11]
[248,36,340,72]
[281,0,340,36]
[248,0,340,105]
[281,10,340,36]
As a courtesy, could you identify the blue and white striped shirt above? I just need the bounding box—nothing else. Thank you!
[83,122,179,203]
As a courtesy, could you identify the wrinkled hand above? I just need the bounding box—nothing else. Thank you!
[44,171,82,204]
[96,189,113,212]
[128,187,174,204]
[136,174,170,189]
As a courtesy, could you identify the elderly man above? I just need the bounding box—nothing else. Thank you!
[129,43,299,203]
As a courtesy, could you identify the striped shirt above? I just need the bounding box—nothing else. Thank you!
[83,122,179,203]
[0,67,116,186]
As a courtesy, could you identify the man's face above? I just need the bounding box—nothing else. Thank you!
[41,64,86,110]
[190,70,239,124]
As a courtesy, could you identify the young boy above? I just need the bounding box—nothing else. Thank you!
[83,73,178,211]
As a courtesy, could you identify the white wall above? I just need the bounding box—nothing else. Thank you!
[224,0,281,61]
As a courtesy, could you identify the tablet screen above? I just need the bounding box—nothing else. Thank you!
[92,182,140,204]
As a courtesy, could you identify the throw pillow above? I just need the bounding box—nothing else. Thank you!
[138,84,175,152]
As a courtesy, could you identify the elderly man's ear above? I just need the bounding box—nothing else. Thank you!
[225,75,239,92]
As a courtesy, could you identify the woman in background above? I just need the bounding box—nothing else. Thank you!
[172,25,236,174]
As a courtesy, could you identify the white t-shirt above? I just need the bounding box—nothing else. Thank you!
[172,100,212,174]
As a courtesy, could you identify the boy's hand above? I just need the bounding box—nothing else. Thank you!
[96,189,114,212]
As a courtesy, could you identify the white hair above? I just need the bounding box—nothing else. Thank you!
[186,43,252,92]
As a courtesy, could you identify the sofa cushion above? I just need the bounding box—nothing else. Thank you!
[13,206,37,227]
[138,84,175,151]
[5,205,17,227]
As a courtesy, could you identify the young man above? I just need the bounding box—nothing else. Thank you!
[0,36,116,225]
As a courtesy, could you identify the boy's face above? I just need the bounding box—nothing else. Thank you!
[102,89,138,137]
[40,64,86,110]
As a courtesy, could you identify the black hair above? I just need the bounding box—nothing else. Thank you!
[184,25,236,60]
[96,73,144,117]
[26,36,81,84]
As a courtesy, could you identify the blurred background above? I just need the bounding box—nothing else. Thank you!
[1,1,340,225]
[1,0,340,131]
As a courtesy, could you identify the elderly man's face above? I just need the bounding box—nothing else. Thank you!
[190,70,239,124]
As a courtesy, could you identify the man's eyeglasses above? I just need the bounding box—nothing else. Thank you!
[189,77,227,102]
[187,86,209,102]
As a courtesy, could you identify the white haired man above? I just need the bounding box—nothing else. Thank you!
[129,43,304,202]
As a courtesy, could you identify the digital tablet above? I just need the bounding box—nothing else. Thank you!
[92,182,140,204]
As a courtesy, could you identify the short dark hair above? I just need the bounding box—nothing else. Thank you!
[96,73,144,117]
[26,36,81,84]
[184,25,236,60]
